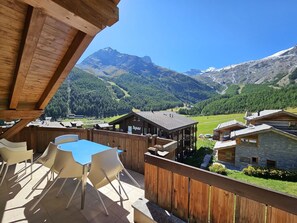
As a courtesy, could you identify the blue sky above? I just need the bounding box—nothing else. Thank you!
[78,0,297,73]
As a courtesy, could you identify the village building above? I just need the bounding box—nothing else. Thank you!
[214,110,297,170]
[109,111,198,158]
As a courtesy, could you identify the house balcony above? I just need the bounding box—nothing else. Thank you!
[1,126,297,222]
[0,161,144,222]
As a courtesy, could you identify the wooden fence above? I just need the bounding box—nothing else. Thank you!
[9,126,175,174]
[144,152,297,223]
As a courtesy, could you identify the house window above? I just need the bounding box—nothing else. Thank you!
[240,137,258,146]
[240,157,250,164]
[267,160,276,168]
[251,157,258,164]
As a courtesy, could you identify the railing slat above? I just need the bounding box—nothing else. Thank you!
[172,173,189,221]
[145,163,158,203]
[189,179,209,223]
[267,207,297,223]
[157,167,172,211]
[235,196,265,223]
[210,186,234,223]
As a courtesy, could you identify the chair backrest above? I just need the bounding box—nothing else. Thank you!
[39,142,58,168]
[52,149,83,178]
[0,138,27,150]
[88,149,123,189]
[54,134,79,145]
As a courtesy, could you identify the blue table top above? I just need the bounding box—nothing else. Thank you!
[58,139,121,165]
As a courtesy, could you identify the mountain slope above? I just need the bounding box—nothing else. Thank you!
[192,46,297,90]
[77,48,216,104]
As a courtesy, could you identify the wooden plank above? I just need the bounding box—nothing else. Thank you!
[125,138,132,169]
[0,119,32,139]
[0,110,43,120]
[267,207,297,223]
[51,0,119,26]
[157,168,172,211]
[10,7,46,109]
[19,0,103,36]
[144,163,158,203]
[144,153,297,216]
[131,139,139,172]
[235,196,265,223]
[36,31,94,109]
[138,139,146,173]
[172,173,189,221]
[210,186,234,223]
[189,179,209,223]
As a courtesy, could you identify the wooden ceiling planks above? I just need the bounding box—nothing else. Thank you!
[0,0,120,138]
[10,7,46,109]
[36,31,94,109]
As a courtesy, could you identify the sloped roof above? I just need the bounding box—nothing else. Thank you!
[231,124,297,141]
[110,111,198,132]
[214,140,236,150]
[0,0,120,139]
[214,119,246,131]
[244,110,297,121]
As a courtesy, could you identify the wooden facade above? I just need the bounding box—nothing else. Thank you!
[110,112,198,160]
[0,0,120,139]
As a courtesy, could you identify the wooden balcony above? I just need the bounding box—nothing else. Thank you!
[1,126,297,222]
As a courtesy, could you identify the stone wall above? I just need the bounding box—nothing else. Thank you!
[235,131,297,170]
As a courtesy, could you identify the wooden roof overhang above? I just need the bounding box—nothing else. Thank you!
[0,0,120,139]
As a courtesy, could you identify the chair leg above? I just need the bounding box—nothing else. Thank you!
[12,164,43,188]
[101,169,125,200]
[0,162,5,176]
[30,172,61,211]
[116,176,129,200]
[95,188,109,216]
[32,169,52,191]
[56,178,67,197]
[66,180,81,209]
[0,164,9,186]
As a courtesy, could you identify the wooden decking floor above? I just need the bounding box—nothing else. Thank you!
[0,160,144,223]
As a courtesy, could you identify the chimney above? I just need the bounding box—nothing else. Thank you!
[257,110,261,116]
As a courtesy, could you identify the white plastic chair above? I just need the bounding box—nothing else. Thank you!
[12,142,58,188]
[30,149,83,211]
[0,146,33,186]
[0,138,27,149]
[85,149,140,215]
[54,134,79,145]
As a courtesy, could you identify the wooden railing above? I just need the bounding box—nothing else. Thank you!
[9,126,176,174]
[144,152,297,223]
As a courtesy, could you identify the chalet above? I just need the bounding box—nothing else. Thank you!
[109,111,198,158]
[245,109,297,136]
[213,119,246,141]
[214,110,297,170]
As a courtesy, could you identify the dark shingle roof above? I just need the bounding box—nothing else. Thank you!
[110,111,198,132]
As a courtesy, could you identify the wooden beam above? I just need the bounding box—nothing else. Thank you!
[36,31,94,109]
[51,0,119,27]
[0,119,32,139]
[10,6,46,109]
[0,110,43,120]
[19,0,110,36]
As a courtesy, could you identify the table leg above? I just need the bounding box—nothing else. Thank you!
[81,164,88,209]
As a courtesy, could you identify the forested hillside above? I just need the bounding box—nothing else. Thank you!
[45,68,131,119]
[179,84,297,115]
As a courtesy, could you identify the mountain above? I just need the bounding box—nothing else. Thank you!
[77,47,216,105]
[193,46,297,90]
[46,48,216,118]
[184,69,202,76]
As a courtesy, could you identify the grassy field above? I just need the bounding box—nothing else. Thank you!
[190,113,245,135]
[228,170,297,196]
